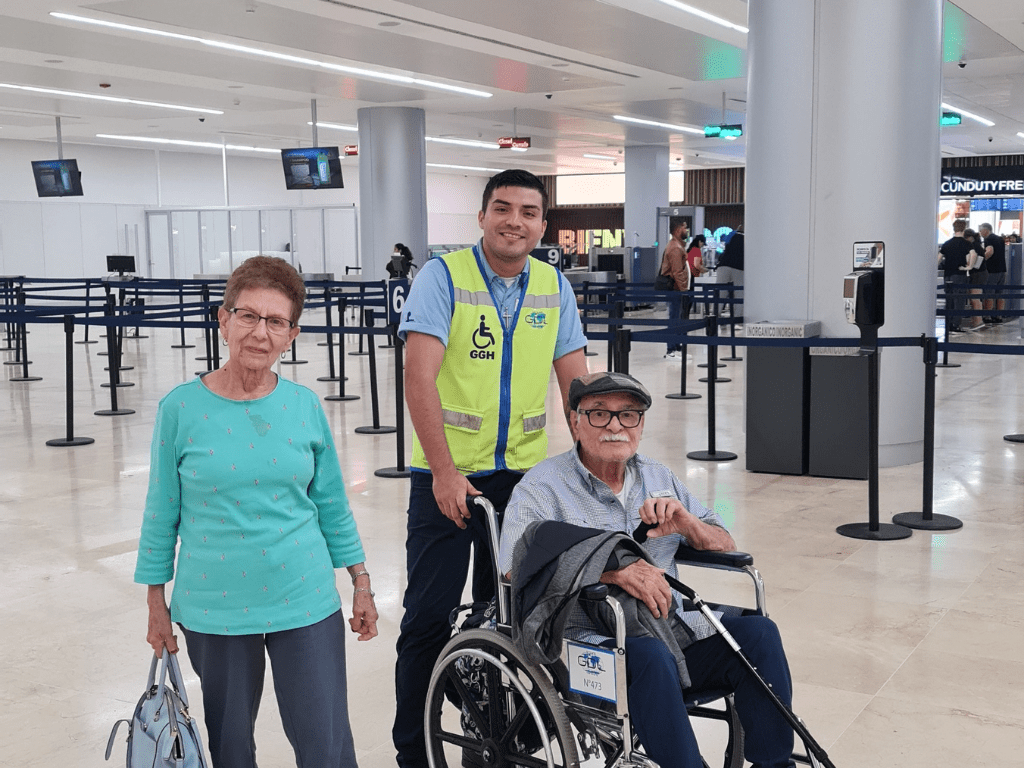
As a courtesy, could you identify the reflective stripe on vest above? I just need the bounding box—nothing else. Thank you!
[411,246,561,473]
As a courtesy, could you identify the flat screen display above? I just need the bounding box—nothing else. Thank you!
[106,255,136,273]
[31,159,84,197]
[280,147,343,190]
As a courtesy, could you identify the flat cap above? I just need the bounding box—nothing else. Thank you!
[568,371,652,411]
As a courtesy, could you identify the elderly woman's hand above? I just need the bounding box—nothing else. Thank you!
[349,588,379,641]
[146,584,179,655]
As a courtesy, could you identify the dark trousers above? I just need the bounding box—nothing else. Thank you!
[625,615,795,768]
[393,470,522,768]
[945,274,969,331]
[668,290,693,352]
[181,611,356,768]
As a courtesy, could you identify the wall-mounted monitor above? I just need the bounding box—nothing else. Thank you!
[280,147,343,190]
[31,159,84,197]
[106,255,136,273]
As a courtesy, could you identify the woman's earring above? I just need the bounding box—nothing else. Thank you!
[221,334,228,347]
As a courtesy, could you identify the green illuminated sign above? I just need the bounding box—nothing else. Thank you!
[940,111,962,126]
[704,124,743,139]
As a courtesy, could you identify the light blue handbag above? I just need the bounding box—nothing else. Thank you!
[105,649,209,768]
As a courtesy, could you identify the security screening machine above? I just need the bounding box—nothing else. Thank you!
[836,243,911,541]
[425,497,835,768]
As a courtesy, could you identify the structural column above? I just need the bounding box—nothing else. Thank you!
[745,0,943,467]
[358,107,428,281]
[624,145,669,248]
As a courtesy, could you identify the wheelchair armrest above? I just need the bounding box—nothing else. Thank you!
[579,583,609,603]
[675,544,753,569]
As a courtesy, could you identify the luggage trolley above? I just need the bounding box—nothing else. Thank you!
[425,497,835,768]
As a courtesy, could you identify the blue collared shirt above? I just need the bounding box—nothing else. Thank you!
[398,241,586,359]
[499,447,727,643]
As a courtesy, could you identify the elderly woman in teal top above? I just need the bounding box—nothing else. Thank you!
[135,256,377,768]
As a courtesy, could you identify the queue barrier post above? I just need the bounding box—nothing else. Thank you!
[171,284,196,349]
[666,337,700,401]
[375,326,411,479]
[936,287,960,368]
[356,309,396,435]
[101,296,133,389]
[687,315,737,462]
[75,281,98,345]
[721,284,742,362]
[211,307,221,371]
[8,291,42,382]
[96,299,135,416]
[325,297,359,402]
[47,315,95,447]
[350,285,369,356]
[317,289,344,383]
[892,336,963,531]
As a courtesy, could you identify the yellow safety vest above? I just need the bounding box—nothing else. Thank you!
[411,246,562,474]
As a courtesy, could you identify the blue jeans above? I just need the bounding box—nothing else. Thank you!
[181,611,356,768]
[393,470,523,768]
[667,291,693,353]
[624,616,795,768]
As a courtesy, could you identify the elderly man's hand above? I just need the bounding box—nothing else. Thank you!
[639,497,736,551]
[600,560,672,619]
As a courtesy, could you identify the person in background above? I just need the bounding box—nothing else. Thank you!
[387,243,414,279]
[963,228,986,331]
[716,225,744,288]
[978,223,1007,324]
[136,256,377,768]
[938,219,972,334]
[686,233,708,282]
[658,220,691,359]
[392,168,589,768]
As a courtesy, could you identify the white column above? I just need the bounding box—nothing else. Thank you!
[357,107,428,282]
[745,0,943,467]
[624,145,669,248]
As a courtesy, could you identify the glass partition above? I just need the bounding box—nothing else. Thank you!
[147,205,358,278]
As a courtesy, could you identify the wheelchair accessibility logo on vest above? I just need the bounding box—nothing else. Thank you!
[525,311,547,329]
[471,315,496,360]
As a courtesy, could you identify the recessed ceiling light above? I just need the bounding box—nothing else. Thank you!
[428,163,504,172]
[551,62,569,68]
[426,136,499,149]
[378,21,400,27]
[0,83,222,114]
[613,114,704,135]
[96,134,279,153]
[652,0,748,34]
[584,153,616,160]
[44,59,64,64]
[51,12,493,99]
[309,121,357,131]
[227,85,244,89]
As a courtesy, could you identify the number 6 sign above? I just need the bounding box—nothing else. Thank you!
[387,278,409,325]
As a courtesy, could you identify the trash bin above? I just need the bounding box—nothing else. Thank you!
[807,347,874,480]
[744,321,820,475]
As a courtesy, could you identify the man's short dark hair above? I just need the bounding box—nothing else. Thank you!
[952,219,967,233]
[481,169,548,218]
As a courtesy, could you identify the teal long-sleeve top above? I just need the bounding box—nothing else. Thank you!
[134,375,365,635]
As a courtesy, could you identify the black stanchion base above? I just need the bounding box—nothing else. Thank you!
[584,347,598,357]
[195,369,213,376]
[316,375,347,382]
[374,466,412,478]
[280,359,308,365]
[355,425,397,435]
[101,381,135,388]
[9,376,42,382]
[74,339,98,345]
[349,351,370,356]
[379,343,396,349]
[891,512,963,531]
[836,522,913,540]
[720,356,743,362]
[697,363,726,369]
[4,359,31,366]
[1004,433,1024,443]
[104,366,134,372]
[130,334,149,339]
[324,394,360,402]
[196,354,210,360]
[46,436,96,447]
[666,393,701,400]
[698,376,732,383]
[97,352,108,357]
[318,341,330,347]
[95,408,135,416]
[171,344,196,349]
[935,362,961,368]
[686,450,738,462]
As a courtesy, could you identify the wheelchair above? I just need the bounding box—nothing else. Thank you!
[424,497,833,768]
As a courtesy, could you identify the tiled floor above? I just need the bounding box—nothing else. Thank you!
[2,309,1022,767]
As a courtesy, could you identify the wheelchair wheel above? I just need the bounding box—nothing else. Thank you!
[425,629,579,768]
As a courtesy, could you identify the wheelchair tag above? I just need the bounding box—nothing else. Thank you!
[565,642,618,703]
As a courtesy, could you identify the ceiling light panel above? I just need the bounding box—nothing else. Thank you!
[0,83,222,115]
[651,0,748,34]
[96,134,279,153]
[51,12,492,98]
[941,102,995,127]
[613,115,705,135]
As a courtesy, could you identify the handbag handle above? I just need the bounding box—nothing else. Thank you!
[154,648,191,711]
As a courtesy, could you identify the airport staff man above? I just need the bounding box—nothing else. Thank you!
[393,168,589,768]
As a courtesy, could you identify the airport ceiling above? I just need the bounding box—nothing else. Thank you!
[1,0,1023,177]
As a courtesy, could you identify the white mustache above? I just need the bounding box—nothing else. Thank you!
[600,434,629,442]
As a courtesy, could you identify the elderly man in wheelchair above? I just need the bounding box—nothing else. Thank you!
[424,372,829,768]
